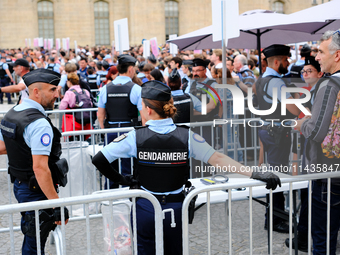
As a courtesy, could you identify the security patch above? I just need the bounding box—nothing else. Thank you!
[113,133,128,142]
[192,133,205,143]
[41,133,51,146]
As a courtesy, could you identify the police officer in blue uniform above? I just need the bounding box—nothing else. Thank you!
[92,80,281,255]
[255,44,301,233]
[0,56,15,104]
[0,69,69,255]
[168,68,201,123]
[97,54,142,189]
[96,61,109,87]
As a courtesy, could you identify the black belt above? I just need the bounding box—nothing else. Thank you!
[153,193,184,204]
[107,122,132,128]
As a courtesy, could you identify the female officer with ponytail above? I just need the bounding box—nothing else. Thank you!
[92,80,281,255]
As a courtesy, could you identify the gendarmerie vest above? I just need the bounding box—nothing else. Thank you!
[134,125,190,192]
[46,64,56,71]
[87,74,98,90]
[0,63,7,78]
[0,108,62,183]
[105,81,138,125]
[172,92,192,123]
[189,79,219,121]
[255,75,296,121]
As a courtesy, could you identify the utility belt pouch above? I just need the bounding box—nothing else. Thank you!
[22,209,56,241]
[51,158,69,187]
[28,175,42,193]
[182,181,197,224]
[266,125,284,146]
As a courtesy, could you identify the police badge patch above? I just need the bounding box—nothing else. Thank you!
[113,133,128,142]
[192,133,205,143]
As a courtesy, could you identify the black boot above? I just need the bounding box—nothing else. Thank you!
[285,233,309,252]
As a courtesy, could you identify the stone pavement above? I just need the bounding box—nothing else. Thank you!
[0,97,315,255]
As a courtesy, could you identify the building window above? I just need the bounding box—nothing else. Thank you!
[272,1,284,14]
[37,1,55,39]
[165,1,179,40]
[94,1,110,45]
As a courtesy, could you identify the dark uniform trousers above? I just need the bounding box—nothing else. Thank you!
[258,128,291,225]
[0,77,12,103]
[14,179,48,255]
[134,198,183,255]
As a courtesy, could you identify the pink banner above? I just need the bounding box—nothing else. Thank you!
[34,38,38,47]
[48,40,51,50]
[44,39,47,49]
[194,50,202,54]
[56,39,60,51]
[150,38,159,57]
[66,38,70,51]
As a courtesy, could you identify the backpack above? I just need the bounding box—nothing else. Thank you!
[321,77,340,158]
[70,89,92,124]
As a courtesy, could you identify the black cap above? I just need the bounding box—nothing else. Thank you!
[169,68,181,82]
[192,58,207,68]
[183,60,193,66]
[141,80,171,101]
[14,58,30,67]
[263,44,291,58]
[22,69,61,87]
[138,61,146,70]
[102,60,110,70]
[304,56,321,72]
[118,54,136,65]
[148,54,157,64]
[301,44,311,54]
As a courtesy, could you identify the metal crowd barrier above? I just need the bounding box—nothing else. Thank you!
[182,171,340,255]
[0,189,164,255]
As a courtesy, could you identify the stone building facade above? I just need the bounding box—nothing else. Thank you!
[0,0,325,49]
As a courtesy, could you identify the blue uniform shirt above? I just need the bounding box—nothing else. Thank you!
[58,74,67,88]
[171,90,202,112]
[0,62,9,77]
[0,98,53,156]
[262,67,292,103]
[45,63,61,73]
[98,75,142,111]
[100,118,215,194]
[96,70,108,86]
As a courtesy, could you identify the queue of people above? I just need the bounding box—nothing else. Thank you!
[0,28,339,255]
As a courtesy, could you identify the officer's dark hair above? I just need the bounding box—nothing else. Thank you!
[171,57,182,68]
[99,53,105,59]
[168,79,181,91]
[60,51,66,57]
[117,62,135,74]
[87,66,94,75]
[143,98,177,119]
[96,62,103,70]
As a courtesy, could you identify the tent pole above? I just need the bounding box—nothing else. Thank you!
[257,29,262,75]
